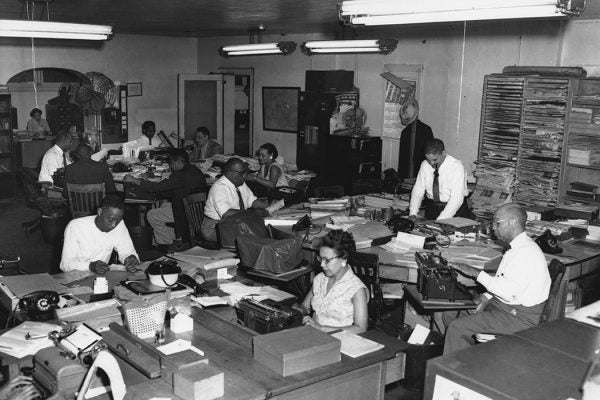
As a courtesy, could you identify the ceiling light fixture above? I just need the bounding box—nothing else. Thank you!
[302,39,398,54]
[0,20,113,40]
[219,25,296,57]
[219,41,297,57]
[339,0,586,26]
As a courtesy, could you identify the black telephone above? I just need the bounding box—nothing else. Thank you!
[19,291,60,321]
[386,216,415,233]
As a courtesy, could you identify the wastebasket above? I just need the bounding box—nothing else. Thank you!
[398,328,445,391]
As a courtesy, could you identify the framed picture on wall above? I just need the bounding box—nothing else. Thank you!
[262,87,300,133]
[127,82,142,97]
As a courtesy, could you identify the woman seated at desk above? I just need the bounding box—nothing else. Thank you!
[298,230,369,334]
[26,108,51,137]
[246,143,288,197]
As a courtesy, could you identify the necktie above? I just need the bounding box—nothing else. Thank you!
[148,136,152,146]
[502,244,511,254]
[433,166,440,203]
[237,188,245,211]
[63,153,67,168]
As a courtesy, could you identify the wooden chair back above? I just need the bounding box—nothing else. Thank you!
[66,183,105,219]
[539,258,566,325]
[348,252,383,325]
[182,192,207,246]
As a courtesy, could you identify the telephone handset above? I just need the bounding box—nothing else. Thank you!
[19,290,60,320]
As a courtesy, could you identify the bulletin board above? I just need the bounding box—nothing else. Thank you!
[262,87,300,133]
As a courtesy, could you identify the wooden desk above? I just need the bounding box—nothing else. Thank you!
[424,318,599,400]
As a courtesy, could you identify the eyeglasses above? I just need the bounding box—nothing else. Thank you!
[229,169,248,177]
[316,255,341,265]
[493,217,509,226]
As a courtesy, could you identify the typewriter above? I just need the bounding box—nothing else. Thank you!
[415,252,472,302]
[235,298,303,334]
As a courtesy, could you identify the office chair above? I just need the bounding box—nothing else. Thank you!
[66,183,106,219]
[182,192,220,250]
[473,258,566,343]
[349,252,384,326]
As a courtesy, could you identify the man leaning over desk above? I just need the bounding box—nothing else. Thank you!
[443,203,551,354]
[408,138,470,221]
[201,158,270,243]
[60,194,139,274]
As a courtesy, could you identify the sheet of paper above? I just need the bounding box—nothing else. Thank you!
[407,324,430,345]
[192,296,227,307]
[331,330,384,358]
[157,339,204,356]
[266,199,285,214]
[108,264,126,272]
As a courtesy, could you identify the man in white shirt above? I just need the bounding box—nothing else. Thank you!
[39,130,108,185]
[60,194,139,274]
[443,203,551,354]
[408,138,470,220]
[201,158,269,242]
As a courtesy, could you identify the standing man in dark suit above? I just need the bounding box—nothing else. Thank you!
[398,98,434,182]
[63,144,116,198]
[190,127,223,161]
[124,149,207,252]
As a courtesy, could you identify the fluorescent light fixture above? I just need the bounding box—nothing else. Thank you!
[219,41,297,57]
[339,0,586,26]
[0,19,113,40]
[302,39,398,55]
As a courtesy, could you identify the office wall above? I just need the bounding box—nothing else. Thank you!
[0,34,198,142]
[198,19,599,172]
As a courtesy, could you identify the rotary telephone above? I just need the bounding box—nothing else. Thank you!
[19,290,60,320]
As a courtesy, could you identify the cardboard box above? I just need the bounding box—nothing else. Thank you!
[173,363,224,400]
[253,325,341,376]
[160,349,208,385]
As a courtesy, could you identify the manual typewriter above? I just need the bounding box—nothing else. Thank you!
[235,298,303,334]
[415,252,472,301]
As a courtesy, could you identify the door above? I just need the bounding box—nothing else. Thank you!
[177,74,234,150]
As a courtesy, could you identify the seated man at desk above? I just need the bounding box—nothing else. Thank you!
[38,130,72,185]
[63,143,116,198]
[443,203,551,354]
[408,138,470,220]
[201,157,269,242]
[60,194,139,274]
[124,149,207,252]
[190,126,223,161]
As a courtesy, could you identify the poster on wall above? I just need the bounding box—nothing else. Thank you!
[262,87,300,133]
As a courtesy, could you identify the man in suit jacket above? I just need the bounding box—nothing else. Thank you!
[397,98,434,182]
[63,143,116,198]
[190,126,223,161]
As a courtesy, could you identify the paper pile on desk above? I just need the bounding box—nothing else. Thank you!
[0,321,60,357]
[309,198,350,211]
[328,216,368,230]
[331,330,384,358]
[380,232,425,253]
[362,194,409,210]
[219,282,293,305]
[348,222,394,249]
[440,246,503,270]
[171,247,239,279]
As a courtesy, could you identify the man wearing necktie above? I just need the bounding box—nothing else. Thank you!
[443,203,551,354]
[397,98,434,182]
[202,158,270,243]
[408,138,471,221]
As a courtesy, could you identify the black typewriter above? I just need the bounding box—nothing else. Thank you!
[235,298,303,334]
[415,252,472,302]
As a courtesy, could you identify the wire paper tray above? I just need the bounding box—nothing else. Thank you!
[123,291,168,339]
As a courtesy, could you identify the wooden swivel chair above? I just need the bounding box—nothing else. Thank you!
[349,252,384,326]
[474,258,566,343]
[66,183,106,219]
[182,192,220,250]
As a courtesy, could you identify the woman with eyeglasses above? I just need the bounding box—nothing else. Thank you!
[297,230,369,333]
[246,143,288,194]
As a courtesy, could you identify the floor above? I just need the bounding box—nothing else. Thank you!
[0,192,426,399]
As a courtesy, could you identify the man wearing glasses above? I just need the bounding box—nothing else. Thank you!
[443,203,551,354]
[201,157,270,242]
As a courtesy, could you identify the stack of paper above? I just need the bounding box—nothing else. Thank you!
[309,199,350,211]
[0,321,60,358]
[380,232,425,254]
[331,330,384,358]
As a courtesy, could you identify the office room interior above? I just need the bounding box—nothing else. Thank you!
[3,1,600,400]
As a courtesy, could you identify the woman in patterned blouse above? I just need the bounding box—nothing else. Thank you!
[298,230,368,333]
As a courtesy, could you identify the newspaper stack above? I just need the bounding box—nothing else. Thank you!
[471,160,516,221]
